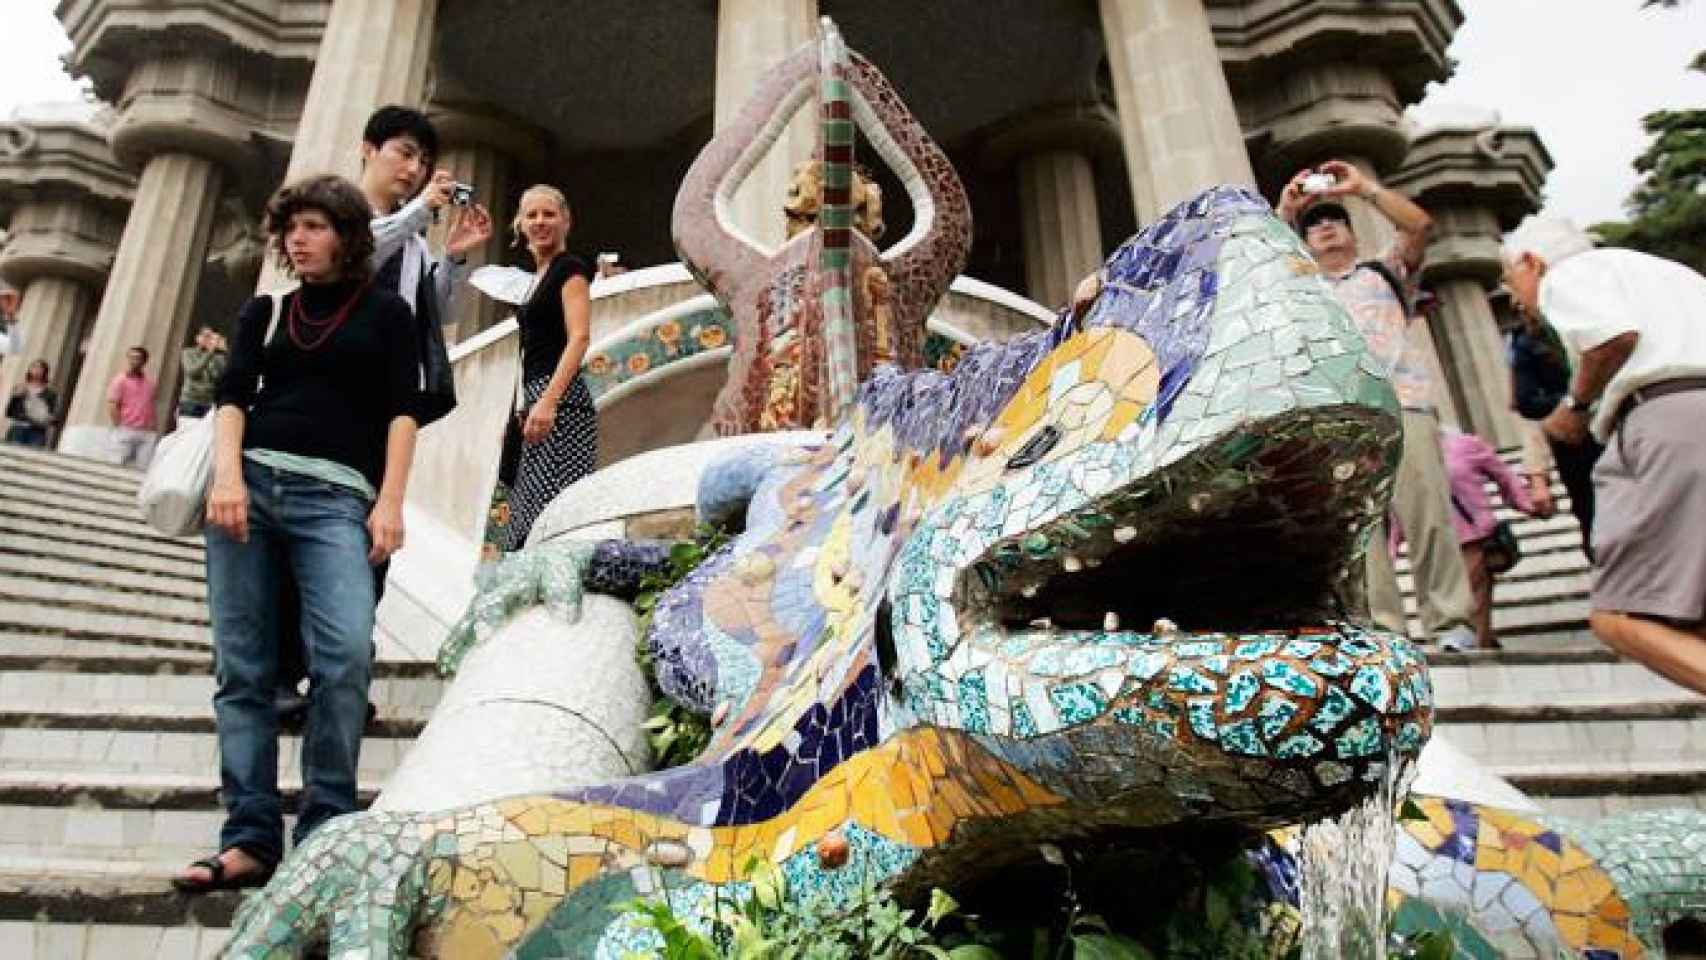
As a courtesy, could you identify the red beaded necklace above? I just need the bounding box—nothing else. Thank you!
[288,279,370,351]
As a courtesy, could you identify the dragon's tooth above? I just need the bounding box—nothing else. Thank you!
[1020,584,1038,598]
[1103,611,1121,631]
[1113,526,1137,543]
[1063,555,1083,573]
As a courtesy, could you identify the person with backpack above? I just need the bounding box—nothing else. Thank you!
[1508,310,1600,558]
[1277,159,1479,652]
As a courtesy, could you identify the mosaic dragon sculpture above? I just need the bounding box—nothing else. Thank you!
[224,184,1438,957]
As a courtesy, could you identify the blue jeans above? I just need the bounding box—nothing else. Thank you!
[205,459,375,863]
[5,424,48,447]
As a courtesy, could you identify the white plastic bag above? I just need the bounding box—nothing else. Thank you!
[136,294,281,537]
[137,413,215,536]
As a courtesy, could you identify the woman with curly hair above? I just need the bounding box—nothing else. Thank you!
[174,174,422,894]
[498,184,597,551]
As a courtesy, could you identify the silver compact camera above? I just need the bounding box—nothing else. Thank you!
[450,182,476,206]
[1300,172,1337,196]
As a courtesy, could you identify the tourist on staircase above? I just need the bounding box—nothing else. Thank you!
[1277,160,1479,653]
[1392,427,1544,651]
[173,174,422,894]
[1503,216,1706,695]
[5,359,58,447]
[176,325,227,420]
[105,345,157,468]
[1508,306,1600,558]
[489,184,597,552]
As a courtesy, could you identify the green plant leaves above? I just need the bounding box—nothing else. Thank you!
[1070,933,1153,960]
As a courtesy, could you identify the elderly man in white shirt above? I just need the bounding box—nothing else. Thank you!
[1503,216,1706,694]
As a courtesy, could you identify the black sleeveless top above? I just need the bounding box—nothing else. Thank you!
[518,253,594,384]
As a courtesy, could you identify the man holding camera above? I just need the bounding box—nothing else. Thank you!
[356,105,492,342]
[177,325,227,420]
[1277,160,1479,652]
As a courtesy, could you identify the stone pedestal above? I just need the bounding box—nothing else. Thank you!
[1433,277,1523,449]
[1018,150,1104,309]
[714,0,818,251]
[60,154,223,458]
[0,277,96,410]
[1099,0,1255,221]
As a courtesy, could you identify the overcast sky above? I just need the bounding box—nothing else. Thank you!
[3,0,1704,226]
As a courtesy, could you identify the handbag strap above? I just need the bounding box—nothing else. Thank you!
[255,293,285,396]
[1447,491,1475,526]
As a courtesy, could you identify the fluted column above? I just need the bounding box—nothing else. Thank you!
[1018,150,1104,309]
[1098,0,1255,222]
[280,0,440,184]
[715,0,818,250]
[0,277,96,407]
[1434,278,1524,448]
[60,154,223,457]
[424,103,550,341]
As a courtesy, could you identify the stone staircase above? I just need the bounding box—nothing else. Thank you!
[1398,449,1706,819]
[0,444,442,957]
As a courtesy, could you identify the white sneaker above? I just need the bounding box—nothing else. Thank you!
[1435,626,1475,653]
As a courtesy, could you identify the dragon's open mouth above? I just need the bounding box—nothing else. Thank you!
[965,405,1396,638]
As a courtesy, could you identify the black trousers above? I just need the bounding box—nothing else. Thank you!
[1549,435,1602,561]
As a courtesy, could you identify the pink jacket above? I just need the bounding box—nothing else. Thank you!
[1391,430,1534,552]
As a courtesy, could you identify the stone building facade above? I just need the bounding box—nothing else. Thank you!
[0,0,1548,460]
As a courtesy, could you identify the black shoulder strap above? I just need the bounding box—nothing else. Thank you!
[1359,259,1411,314]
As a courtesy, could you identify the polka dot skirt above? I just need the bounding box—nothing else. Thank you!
[501,374,598,552]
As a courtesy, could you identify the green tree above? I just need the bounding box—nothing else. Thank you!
[1593,58,1706,273]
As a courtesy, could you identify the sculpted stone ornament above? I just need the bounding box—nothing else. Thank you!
[224,184,1435,958]
[673,20,971,436]
[213,22,1703,960]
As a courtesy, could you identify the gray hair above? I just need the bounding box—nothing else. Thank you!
[1503,215,1595,267]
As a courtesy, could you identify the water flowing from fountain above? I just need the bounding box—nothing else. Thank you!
[1298,750,1407,959]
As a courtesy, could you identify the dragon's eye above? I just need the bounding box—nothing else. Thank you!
[1006,425,1061,470]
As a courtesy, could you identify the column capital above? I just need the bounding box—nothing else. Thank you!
[1389,124,1554,287]
[1207,0,1461,105]
[0,114,133,289]
[105,51,270,177]
[56,0,325,104]
[977,103,1122,171]
[1215,0,1464,190]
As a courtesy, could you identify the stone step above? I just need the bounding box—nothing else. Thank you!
[4,467,142,516]
[0,702,428,740]
[0,632,437,679]
[0,552,205,602]
[0,920,229,959]
[1535,794,1706,820]
[0,771,379,811]
[0,728,413,786]
[0,445,142,492]
[0,532,205,580]
[1394,526,1589,577]
[0,600,210,650]
[1426,649,1698,708]
[1436,706,1706,771]
[0,512,203,566]
[0,670,439,724]
[1498,761,1706,800]
[0,572,209,626]
[0,854,244,930]
[0,500,200,554]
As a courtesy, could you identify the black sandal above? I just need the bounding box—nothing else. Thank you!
[171,849,274,894]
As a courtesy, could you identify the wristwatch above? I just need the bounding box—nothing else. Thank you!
[1563,393,1592,413]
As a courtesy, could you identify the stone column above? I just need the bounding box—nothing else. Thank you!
[424,103,551,341]
[1018,150,1104,309]
[60,154,224,457]
[715,0,819,250]
[0,277,96,406]
[1433,277,1524,448]
[1098,0,1255,222]
[280,0,440,185]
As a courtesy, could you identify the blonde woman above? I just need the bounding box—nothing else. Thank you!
[501,185,596,550]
